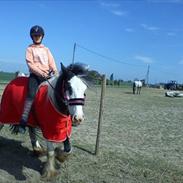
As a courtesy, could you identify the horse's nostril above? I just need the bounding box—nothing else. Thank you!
[73,115,83,123]
[73,115,77,121]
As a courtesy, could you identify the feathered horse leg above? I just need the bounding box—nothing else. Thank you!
[28,127,46,156]
[0,124,4,131]
[41,141,59,180]
[55,137,72,163]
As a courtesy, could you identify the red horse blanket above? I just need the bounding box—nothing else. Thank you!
[0,77,72,142]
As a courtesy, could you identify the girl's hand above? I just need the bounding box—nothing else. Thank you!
[41,71,49,78]
[53,70,59,76]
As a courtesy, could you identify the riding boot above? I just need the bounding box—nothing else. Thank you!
[19,98,33,134]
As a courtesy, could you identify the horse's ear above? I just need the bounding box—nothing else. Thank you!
[60,62,67,75]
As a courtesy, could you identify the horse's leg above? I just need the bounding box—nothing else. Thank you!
[133,84,135,94]
[0,124,4,131]
[55,137,72,163]
[138,87,140,94]
[133,87,135,94]
[64,137,72,152]
[42,141,58,179]
[28,127,46,156]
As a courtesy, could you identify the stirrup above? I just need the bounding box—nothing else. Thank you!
[10,125,26,135]
[18,126,26,134]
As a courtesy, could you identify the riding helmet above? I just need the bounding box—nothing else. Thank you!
[30,25,45,38]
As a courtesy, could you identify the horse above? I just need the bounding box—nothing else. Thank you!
[15,71,26,77]
[0,62,88,179]
[133,80,142,94]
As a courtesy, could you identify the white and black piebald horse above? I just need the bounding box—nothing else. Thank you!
[133,80,143,94]
[15,71,26,77]
[0,63,88,179]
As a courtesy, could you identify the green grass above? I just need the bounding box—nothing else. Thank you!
[0,71,15,82]
[1,86,183,182]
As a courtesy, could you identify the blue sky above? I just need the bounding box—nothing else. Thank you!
[0,0,183,83]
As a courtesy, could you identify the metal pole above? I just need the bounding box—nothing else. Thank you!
[95,75,106,155]
[146,64,150,87]
[72,43,76,64]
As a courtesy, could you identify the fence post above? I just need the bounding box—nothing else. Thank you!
[95,75,106,155]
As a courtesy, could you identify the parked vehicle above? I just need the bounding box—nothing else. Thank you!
[164,81,177,90]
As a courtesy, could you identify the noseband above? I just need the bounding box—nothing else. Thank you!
[67,98,85,106]
[62,81,85,106]
[46,77,85,107]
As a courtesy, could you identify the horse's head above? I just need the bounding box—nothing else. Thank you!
[55,63,88,126]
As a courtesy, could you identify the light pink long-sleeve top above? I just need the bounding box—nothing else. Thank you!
[26,44,58,77]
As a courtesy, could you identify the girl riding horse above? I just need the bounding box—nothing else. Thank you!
[0,63,88,179]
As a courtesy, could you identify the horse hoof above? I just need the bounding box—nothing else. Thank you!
[33,146,47,157]
[55,147,71,163]
[41,170,59,181]
[41,164,59,180]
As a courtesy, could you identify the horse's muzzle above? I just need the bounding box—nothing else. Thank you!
[72,115,84,126]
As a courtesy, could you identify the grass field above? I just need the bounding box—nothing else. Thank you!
[0,72,15,82]
[0,85,183,183]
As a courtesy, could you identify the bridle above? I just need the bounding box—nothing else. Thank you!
[46,75,86,107]
[62,80,85,106]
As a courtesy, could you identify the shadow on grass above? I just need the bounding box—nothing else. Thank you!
[0,136,42,181]
[123,91,134,95]
[73,145,96,155]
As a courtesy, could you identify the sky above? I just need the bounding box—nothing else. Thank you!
[0,0,183,83]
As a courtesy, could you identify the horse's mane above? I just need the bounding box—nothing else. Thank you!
[67,63,89,76]
[65,63,91,88]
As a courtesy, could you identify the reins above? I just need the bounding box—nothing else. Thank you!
[45,76,85,106]
[45,76,68,106]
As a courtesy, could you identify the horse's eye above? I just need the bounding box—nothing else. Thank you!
[65,84,72,95]
[84,93,86,97]
[68,86,72,95]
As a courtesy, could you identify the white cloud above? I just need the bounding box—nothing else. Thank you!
[38,3,47,9]
[100,2,120,8]
[179,58,183,65]
[125,28,134,32]
[0,59,14,63]
[148,0,183,3]
[110,10,127,16]
[134,55,154,64]
[167,32,176,36]
[0,58,26,64]
[141,24,159,31]
[99,1,127,17]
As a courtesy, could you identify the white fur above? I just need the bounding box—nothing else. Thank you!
[67,76,87,120]
[133,80,142,94]
[134,80,142,87]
